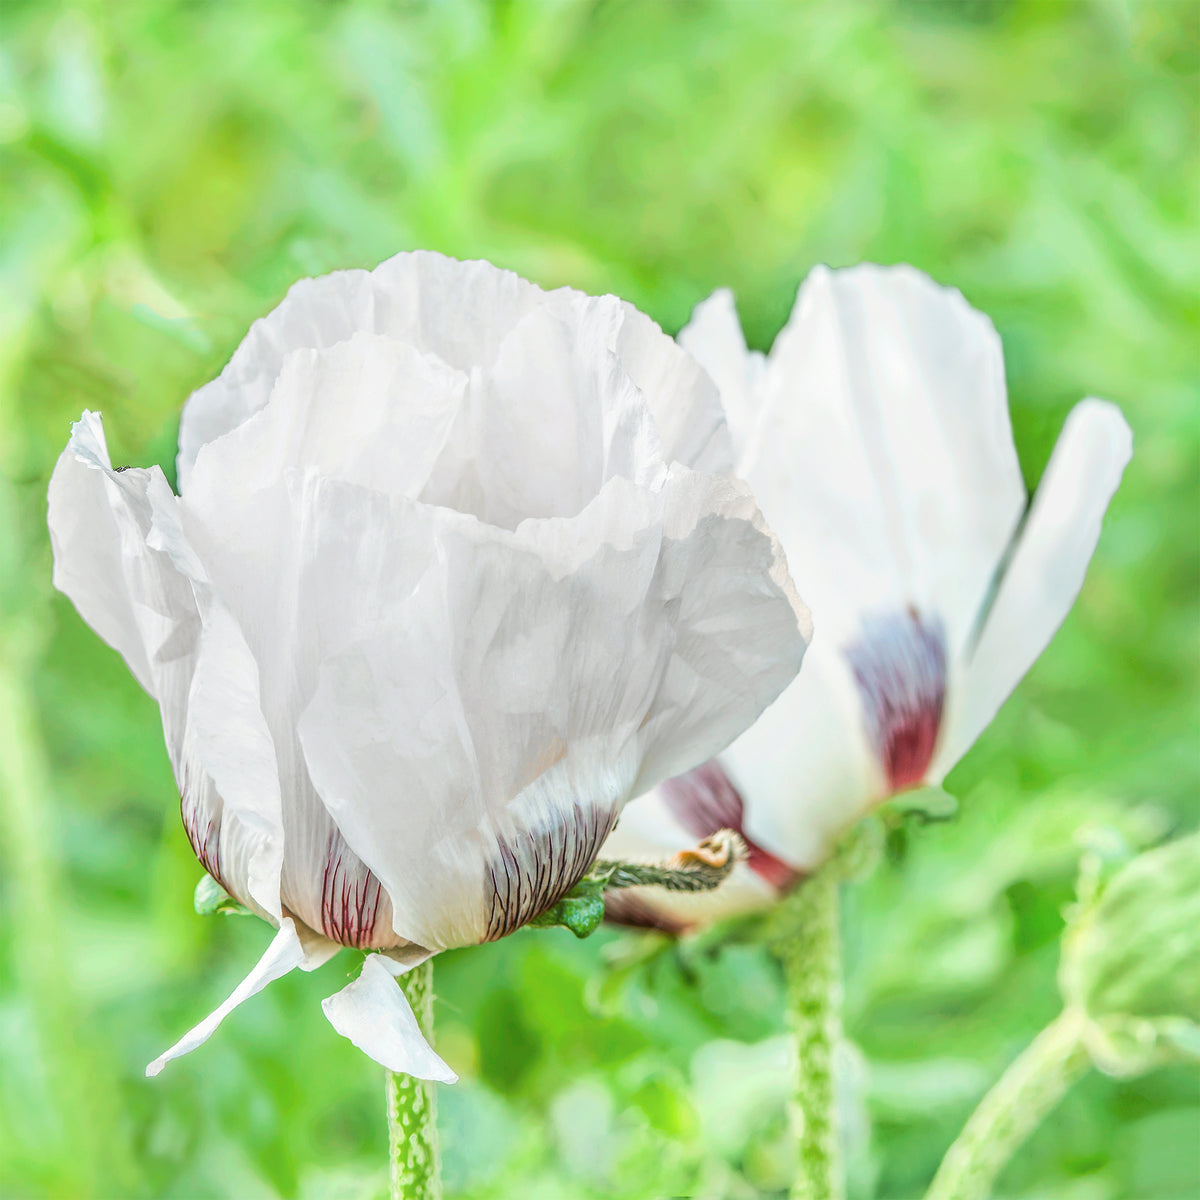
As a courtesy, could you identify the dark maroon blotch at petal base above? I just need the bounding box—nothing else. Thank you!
[844,608,947,792]
[660,760,800,892]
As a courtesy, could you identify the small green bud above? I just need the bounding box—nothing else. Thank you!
[193,873,252,917]
[1060,831,1200,1075]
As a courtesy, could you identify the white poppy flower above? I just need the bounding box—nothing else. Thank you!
[603,264,1132,933]
[48,251,811,1079]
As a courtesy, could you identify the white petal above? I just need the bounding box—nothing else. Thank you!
[633,466,812,792]
[608,297,732,474]
[143,482,288,923]
[677,288,765,461]
[48,411,198,699]
[933,399,1132,775]
[177,251,730,489]
[295,485,654,951]
[419,305,664,529]
[146,918,328,1077]
[746,265,1027,649]
[321,953,457,1083]
[49,413,288,923]
[295,470,806,951]
[185,332,466,516]
[726,636,882,871]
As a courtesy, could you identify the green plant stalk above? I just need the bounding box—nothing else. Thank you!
[386,960,441,1200]
[924,1008,1091,1200]
[776,855,845,1200]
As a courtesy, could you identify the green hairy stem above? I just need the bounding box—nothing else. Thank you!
[774,855,845,1200]
[386,960,441,1200]
[925,1009,1091,1200]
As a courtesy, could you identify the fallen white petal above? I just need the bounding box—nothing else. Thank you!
[322,953,457,1083]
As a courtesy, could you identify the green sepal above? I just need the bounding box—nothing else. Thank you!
[883,785,959,824]
[528,889,605,938]
[194,873,252,917]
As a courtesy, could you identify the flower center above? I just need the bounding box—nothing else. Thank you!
[660,760,800,891]
[844,608,947,792]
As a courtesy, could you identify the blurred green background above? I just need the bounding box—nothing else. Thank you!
[1,1,1197,1197]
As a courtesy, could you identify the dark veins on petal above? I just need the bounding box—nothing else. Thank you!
[320,830,387,948]
[660,760,800,892]
[845,608,948,792]
[180,761,231,895]
[484,804,619,942]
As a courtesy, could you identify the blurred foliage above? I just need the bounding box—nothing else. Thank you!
[0,0,1197,1197]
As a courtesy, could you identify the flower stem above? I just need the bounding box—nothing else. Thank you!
[386,960,441,1200]
[924,1009,1091,1200]
[774,854,845,1200]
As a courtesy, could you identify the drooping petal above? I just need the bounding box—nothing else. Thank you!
[146,919,335,1077]
[932,399,1132,776]
[321,953,457,1083]
[177,251,730,489]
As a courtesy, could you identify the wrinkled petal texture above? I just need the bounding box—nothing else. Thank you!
[178,250,733,490]
[616,265,1129,903]
[50,252,809,976]
[48,414,288,924]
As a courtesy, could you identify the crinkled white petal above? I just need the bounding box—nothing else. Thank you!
[295,469,807,951]
[49,412,288,924]
[933,399,1132,776]
[48,411,197,700]
[321,953,457,1083]
[177,250,730,489]
[607,294,731,474]
[294,483,664,951]
[419,304,664,529]
[631,466,812,793]
[185,331,466,515]
[146,918,334,1077]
